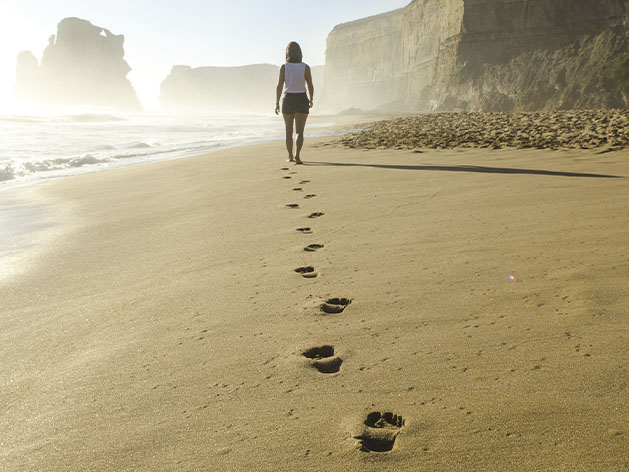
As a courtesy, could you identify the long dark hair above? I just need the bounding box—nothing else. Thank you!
[286,42,303,63]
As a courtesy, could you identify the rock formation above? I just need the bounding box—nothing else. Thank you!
[322,8,406,112]
[311,65,325,99]
[160,64,279,113]
[14,18,141,110]
[160,63,324,114]
[321,0,629,112]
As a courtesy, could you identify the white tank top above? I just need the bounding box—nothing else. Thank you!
[284,62,307,94]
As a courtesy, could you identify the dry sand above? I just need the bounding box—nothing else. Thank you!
[1,131,628,471]
[338,109,629,151]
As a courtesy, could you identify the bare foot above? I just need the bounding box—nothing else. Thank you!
[295,157,303,165]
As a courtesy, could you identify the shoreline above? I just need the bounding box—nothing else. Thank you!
[1,131,628,470]
[0,111,373,191]
[6,107,625,191]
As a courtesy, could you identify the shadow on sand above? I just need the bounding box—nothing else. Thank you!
[302,161,623,179]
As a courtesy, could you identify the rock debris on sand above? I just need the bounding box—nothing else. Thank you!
[337,110,629,151]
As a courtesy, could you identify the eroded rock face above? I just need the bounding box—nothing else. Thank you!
[322,8,406,111]
[320,0,628,112]
[160,64,279,113]
[160,63,324,114]
[14,18,141,110]
[15,51,40,100]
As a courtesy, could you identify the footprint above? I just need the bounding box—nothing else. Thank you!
[281,167,289,171]
[308,212,324,219]
[286,204,299,209]
[293,187,303,191]
[304,244,324,252]
[299,180,310,184]
[321,297,351,314]
[295,266,318,278]
[296,227,313,234]
[283,176,292,180]
[302,346,343,373]
[354,412,405,452]
[304,194,317,199]
[289,171,298,175]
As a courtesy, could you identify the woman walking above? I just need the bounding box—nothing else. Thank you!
[275,42,314,164]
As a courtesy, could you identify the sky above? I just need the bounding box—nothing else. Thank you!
[0,0,410,110]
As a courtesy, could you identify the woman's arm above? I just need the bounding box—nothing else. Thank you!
[275,65,285,115]
[305,65,314,108]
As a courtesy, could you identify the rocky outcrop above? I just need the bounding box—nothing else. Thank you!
[311,65,325,101]
[321,0,629,112]
[160,64,280,113]
[14,18,141,110]
[337,109,629,150]
[322,8,406,111]
[160,63,324,114]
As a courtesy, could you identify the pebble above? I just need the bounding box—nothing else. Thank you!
[336,110,629,151]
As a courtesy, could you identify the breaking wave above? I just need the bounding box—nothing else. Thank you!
[0,165,15,182]
[0,113,125,125]
[64,113,126,123]
[0,111,341,186]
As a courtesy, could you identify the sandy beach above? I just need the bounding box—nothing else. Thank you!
[1,126,628,470]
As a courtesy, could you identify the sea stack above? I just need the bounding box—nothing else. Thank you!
[14,17,142,110]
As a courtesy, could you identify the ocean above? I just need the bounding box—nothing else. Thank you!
[0,111,336,187]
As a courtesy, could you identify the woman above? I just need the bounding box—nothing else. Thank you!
[275,41,314,165]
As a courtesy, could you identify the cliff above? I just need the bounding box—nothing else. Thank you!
[160,63,324,114]
[322,8,406,111]
[14,18,141,110]
[321,0,629,112]
[311,65,325,100]
[160,64,279,113]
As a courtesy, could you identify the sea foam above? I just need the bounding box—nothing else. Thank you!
[0,112,340,187]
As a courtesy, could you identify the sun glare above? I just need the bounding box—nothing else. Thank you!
[0,3,49,113]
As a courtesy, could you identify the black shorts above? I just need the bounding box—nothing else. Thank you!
[282,92,309,115]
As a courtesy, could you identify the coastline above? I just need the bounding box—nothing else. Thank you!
[0,111,370,189]
[0,113,372,281]
[1,134,628,470]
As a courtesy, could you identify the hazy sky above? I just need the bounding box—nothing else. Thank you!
[0,0,410,110]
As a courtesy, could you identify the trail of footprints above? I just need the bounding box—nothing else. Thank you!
[280,165,405,453]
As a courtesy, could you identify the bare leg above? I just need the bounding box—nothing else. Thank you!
[282,113,295,161]
[294,113,308,164]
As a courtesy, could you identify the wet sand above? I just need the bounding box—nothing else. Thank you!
[1,129,628,471]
